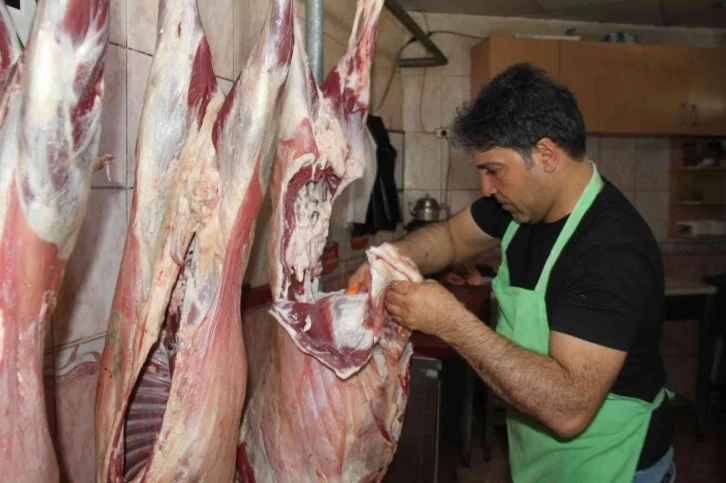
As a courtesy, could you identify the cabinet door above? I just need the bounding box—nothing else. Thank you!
[560,41,629,134]
[488,37,560,80]
[688,47,726,136]
[624,44,692,135]
[470,37,559,99]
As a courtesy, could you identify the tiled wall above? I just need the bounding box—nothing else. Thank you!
[43,1,407,481]
[397,12,726,274]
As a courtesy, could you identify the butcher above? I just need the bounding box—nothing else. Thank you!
[348,63,674,483]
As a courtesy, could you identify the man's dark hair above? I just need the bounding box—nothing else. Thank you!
[452,63,587,167]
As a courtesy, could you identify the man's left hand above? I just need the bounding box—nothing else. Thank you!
[385,280,465,336]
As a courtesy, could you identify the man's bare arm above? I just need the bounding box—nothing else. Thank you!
[348,206,497,290]
[392,207,496,274]
[441,308,626,438]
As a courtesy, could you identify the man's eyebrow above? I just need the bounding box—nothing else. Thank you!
[476,161,501,170]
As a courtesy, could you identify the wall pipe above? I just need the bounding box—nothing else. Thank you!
[384,0,448,68]
[306,0,324,83]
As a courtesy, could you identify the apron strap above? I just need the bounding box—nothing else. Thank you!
[501,219,520,251]
[534,163,602,295]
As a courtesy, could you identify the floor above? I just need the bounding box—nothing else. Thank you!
[437,388,726,483]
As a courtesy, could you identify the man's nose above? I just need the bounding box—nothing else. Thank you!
[481,174,497,197]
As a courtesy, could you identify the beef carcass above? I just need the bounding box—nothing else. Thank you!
[267,0,395,380]
[238,1,423,480]
[94,0,293,481]
[0,1,109,481]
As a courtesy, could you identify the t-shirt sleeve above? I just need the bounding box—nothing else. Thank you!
[549,241,655,351]
[470,196,512,239]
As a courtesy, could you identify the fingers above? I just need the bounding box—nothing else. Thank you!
[389,280,412,294]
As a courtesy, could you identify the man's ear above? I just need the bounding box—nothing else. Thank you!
[534,138,559,173]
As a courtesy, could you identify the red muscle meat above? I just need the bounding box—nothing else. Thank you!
[0,1,109,482]
[238,0,423,481]
[94,0,293,481]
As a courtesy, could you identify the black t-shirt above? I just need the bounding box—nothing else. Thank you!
[471,179,673,470]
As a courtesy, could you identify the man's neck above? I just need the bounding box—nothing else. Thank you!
[543,160,595,224]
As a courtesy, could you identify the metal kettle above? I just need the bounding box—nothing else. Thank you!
[409,193,450,222]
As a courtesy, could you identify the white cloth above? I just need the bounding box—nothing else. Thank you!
[346,127,378,225]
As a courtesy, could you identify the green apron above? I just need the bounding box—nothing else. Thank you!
[492,164,666,483]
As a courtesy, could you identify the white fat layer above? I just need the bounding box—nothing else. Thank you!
[215,4,291,246]
[16,1,106,259]
[372,349,387,379]
[328,293,372,351]
[133,4,208,298]
[285,178,332,287]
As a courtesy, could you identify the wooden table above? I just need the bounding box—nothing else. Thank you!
[664,277,719,441]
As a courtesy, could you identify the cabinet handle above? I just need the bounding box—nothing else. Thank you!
[677,103,687,126]
[691,104,699,127]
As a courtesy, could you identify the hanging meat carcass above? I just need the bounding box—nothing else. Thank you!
[93,0,293,481]
[237,0,423,481]
[0,1,109,481]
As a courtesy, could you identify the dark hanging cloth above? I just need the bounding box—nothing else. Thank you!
[352,115,403,236]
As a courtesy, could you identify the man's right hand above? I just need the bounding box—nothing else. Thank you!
[347,261,370,293]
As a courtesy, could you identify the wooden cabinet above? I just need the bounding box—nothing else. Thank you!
[624,44,692,135]
[470,38,726,136]
[470,37,559,99]
[559,41,630,133]
[687,47,726,135]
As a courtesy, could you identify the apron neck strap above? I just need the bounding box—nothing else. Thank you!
[534,162,602,294]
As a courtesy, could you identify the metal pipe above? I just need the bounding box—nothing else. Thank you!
[306,0,324,83]
[384,0,448,68]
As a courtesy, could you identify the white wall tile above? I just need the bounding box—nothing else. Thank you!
[635,138,670,192]
[125,50,153,187]
[376,8,406,64]
[200,0,234,80]
[404,133,442,190]
[440,76,470,129]
[598,137,636,191]
[426,33,479,77]
[321,0,358,47]
[53,189,127,346]
[371,67,403,131]
[442,141,480,191]
[402,75,441,133]
[109,0,126,46]
[389,131,404,189]
[95,45,127,188]
[126,0,157,55]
